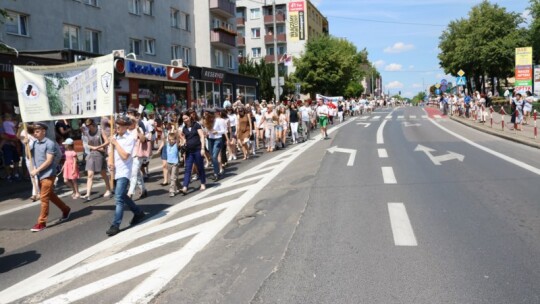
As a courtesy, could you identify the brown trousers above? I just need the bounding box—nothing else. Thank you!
[37,176,70,225]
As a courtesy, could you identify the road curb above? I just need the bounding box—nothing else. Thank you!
[449,116,540,150]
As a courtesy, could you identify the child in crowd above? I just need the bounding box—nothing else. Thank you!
[165,132,180,196]
[62,138,80,199]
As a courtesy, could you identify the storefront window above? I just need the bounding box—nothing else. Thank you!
[205,82,213,108]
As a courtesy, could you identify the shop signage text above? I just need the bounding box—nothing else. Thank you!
[202,68,225,81]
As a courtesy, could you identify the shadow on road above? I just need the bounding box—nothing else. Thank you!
[0,250,41,273]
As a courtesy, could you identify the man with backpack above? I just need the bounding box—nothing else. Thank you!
[29,122,71,232]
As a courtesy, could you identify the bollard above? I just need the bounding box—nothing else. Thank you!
[534,110,537,139]
[490,106,493,128]
[500,107,505,131]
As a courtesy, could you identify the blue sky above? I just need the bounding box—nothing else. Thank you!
[313,0,531,98]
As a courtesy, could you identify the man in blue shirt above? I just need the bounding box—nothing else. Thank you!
[29,122,71,232]
[464,94,471,118]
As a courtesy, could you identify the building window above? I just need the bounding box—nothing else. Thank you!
[84,29,100,53]
[170,8,179,28]
[128,0,140,15]
[251,28,260,38]
[183,47,191,64]
[251,48,261,58]
[5,11,29,36]
[228,53,234,69]
[215,50,223,67]
[180,12,190,31]
[63,24,80,49]
[129,38,141,55]
[83,0,99,6]
[250,8,261,19]
[142,0,153,15]
[145,38,156,55]
[171,45,181,59]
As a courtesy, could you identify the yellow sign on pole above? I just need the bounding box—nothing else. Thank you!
[457,69,465,77]
[515,47,533,66]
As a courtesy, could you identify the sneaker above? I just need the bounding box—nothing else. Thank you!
[130,212,146,226]
[169,192,175,197]
[140,189,148,199]
[60,208,71,222]
[31,223,46,232]
[106,225,120,236]
[103,190,112,198]
[191,174,198,181]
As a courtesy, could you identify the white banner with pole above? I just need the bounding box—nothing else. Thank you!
[14,54,114,123]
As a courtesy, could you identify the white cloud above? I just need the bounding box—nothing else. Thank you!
[384,42,415,53]
[385,63,403,71]
[374,60,385,68]
[386,81,404,89]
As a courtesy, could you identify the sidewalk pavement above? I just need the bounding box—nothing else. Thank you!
[443,107,540,149]
[0,151,164,200]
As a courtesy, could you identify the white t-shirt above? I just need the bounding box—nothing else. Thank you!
[113,132,136,180]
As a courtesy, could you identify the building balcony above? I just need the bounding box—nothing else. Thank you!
[210,0,236,18]
[210,30,236,49]
[237,36,245,46]
[264,54,284,63]
[264,33,287,44]
[236,17,245,27]
[264,14,286,24]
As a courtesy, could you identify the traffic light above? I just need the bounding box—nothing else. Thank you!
[399,91,401,95]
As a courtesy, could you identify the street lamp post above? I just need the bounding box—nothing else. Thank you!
[273,0,279,103]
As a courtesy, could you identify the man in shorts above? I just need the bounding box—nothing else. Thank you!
[316,99,329,139]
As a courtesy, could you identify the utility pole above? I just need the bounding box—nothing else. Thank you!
[273,0,280,104]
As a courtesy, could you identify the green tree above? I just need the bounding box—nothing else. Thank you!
[529,0,540,64]
[439,1,526,94]
[290,36,369,98]
[239,56,286,101]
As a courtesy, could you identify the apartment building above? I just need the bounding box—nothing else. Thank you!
[235,0,329,74]
[1,0,258,110]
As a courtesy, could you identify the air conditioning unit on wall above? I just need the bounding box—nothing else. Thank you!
[112,49,125,57]
[171,59,183,67]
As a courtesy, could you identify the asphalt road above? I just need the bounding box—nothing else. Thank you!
[1,106,539,304]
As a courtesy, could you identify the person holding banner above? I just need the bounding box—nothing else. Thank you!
[106,116,146,236]
[29,122,71,232]
[19,124,40,201]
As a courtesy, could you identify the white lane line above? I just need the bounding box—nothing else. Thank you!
[388,203,418,246]
[398,115,404,119]
[385,115,392,120]
[426,111,540,176]
[359,116,369,120]
[382,167,397,184]
[422,115,428,118]
[372,116,381,120]
[377,120,388,144]
[409,115,417,119]
[378,149,388,158]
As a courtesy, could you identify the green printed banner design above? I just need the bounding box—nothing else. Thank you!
[14,54,114,123]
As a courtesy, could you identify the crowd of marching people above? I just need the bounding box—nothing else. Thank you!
[436,89,535,131]
[3,96,383,235]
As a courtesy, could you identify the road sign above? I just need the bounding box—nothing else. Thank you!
[456,76,466,86]
[457,69,465,77]
[440,85,448,92]
[278,86,283,95]
[435,89,441,95]
[435,83,441,88]
[441,79,448,86]
[271,77,285,87]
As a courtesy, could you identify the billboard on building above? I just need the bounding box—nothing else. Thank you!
[288,1,305,41]
[14,54,114,123]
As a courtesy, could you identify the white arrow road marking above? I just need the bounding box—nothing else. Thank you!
[414,144,465,165]
[326,146,357,166]
[403,122,421,127]
[356,122,371,128]
[388,203,418,246]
